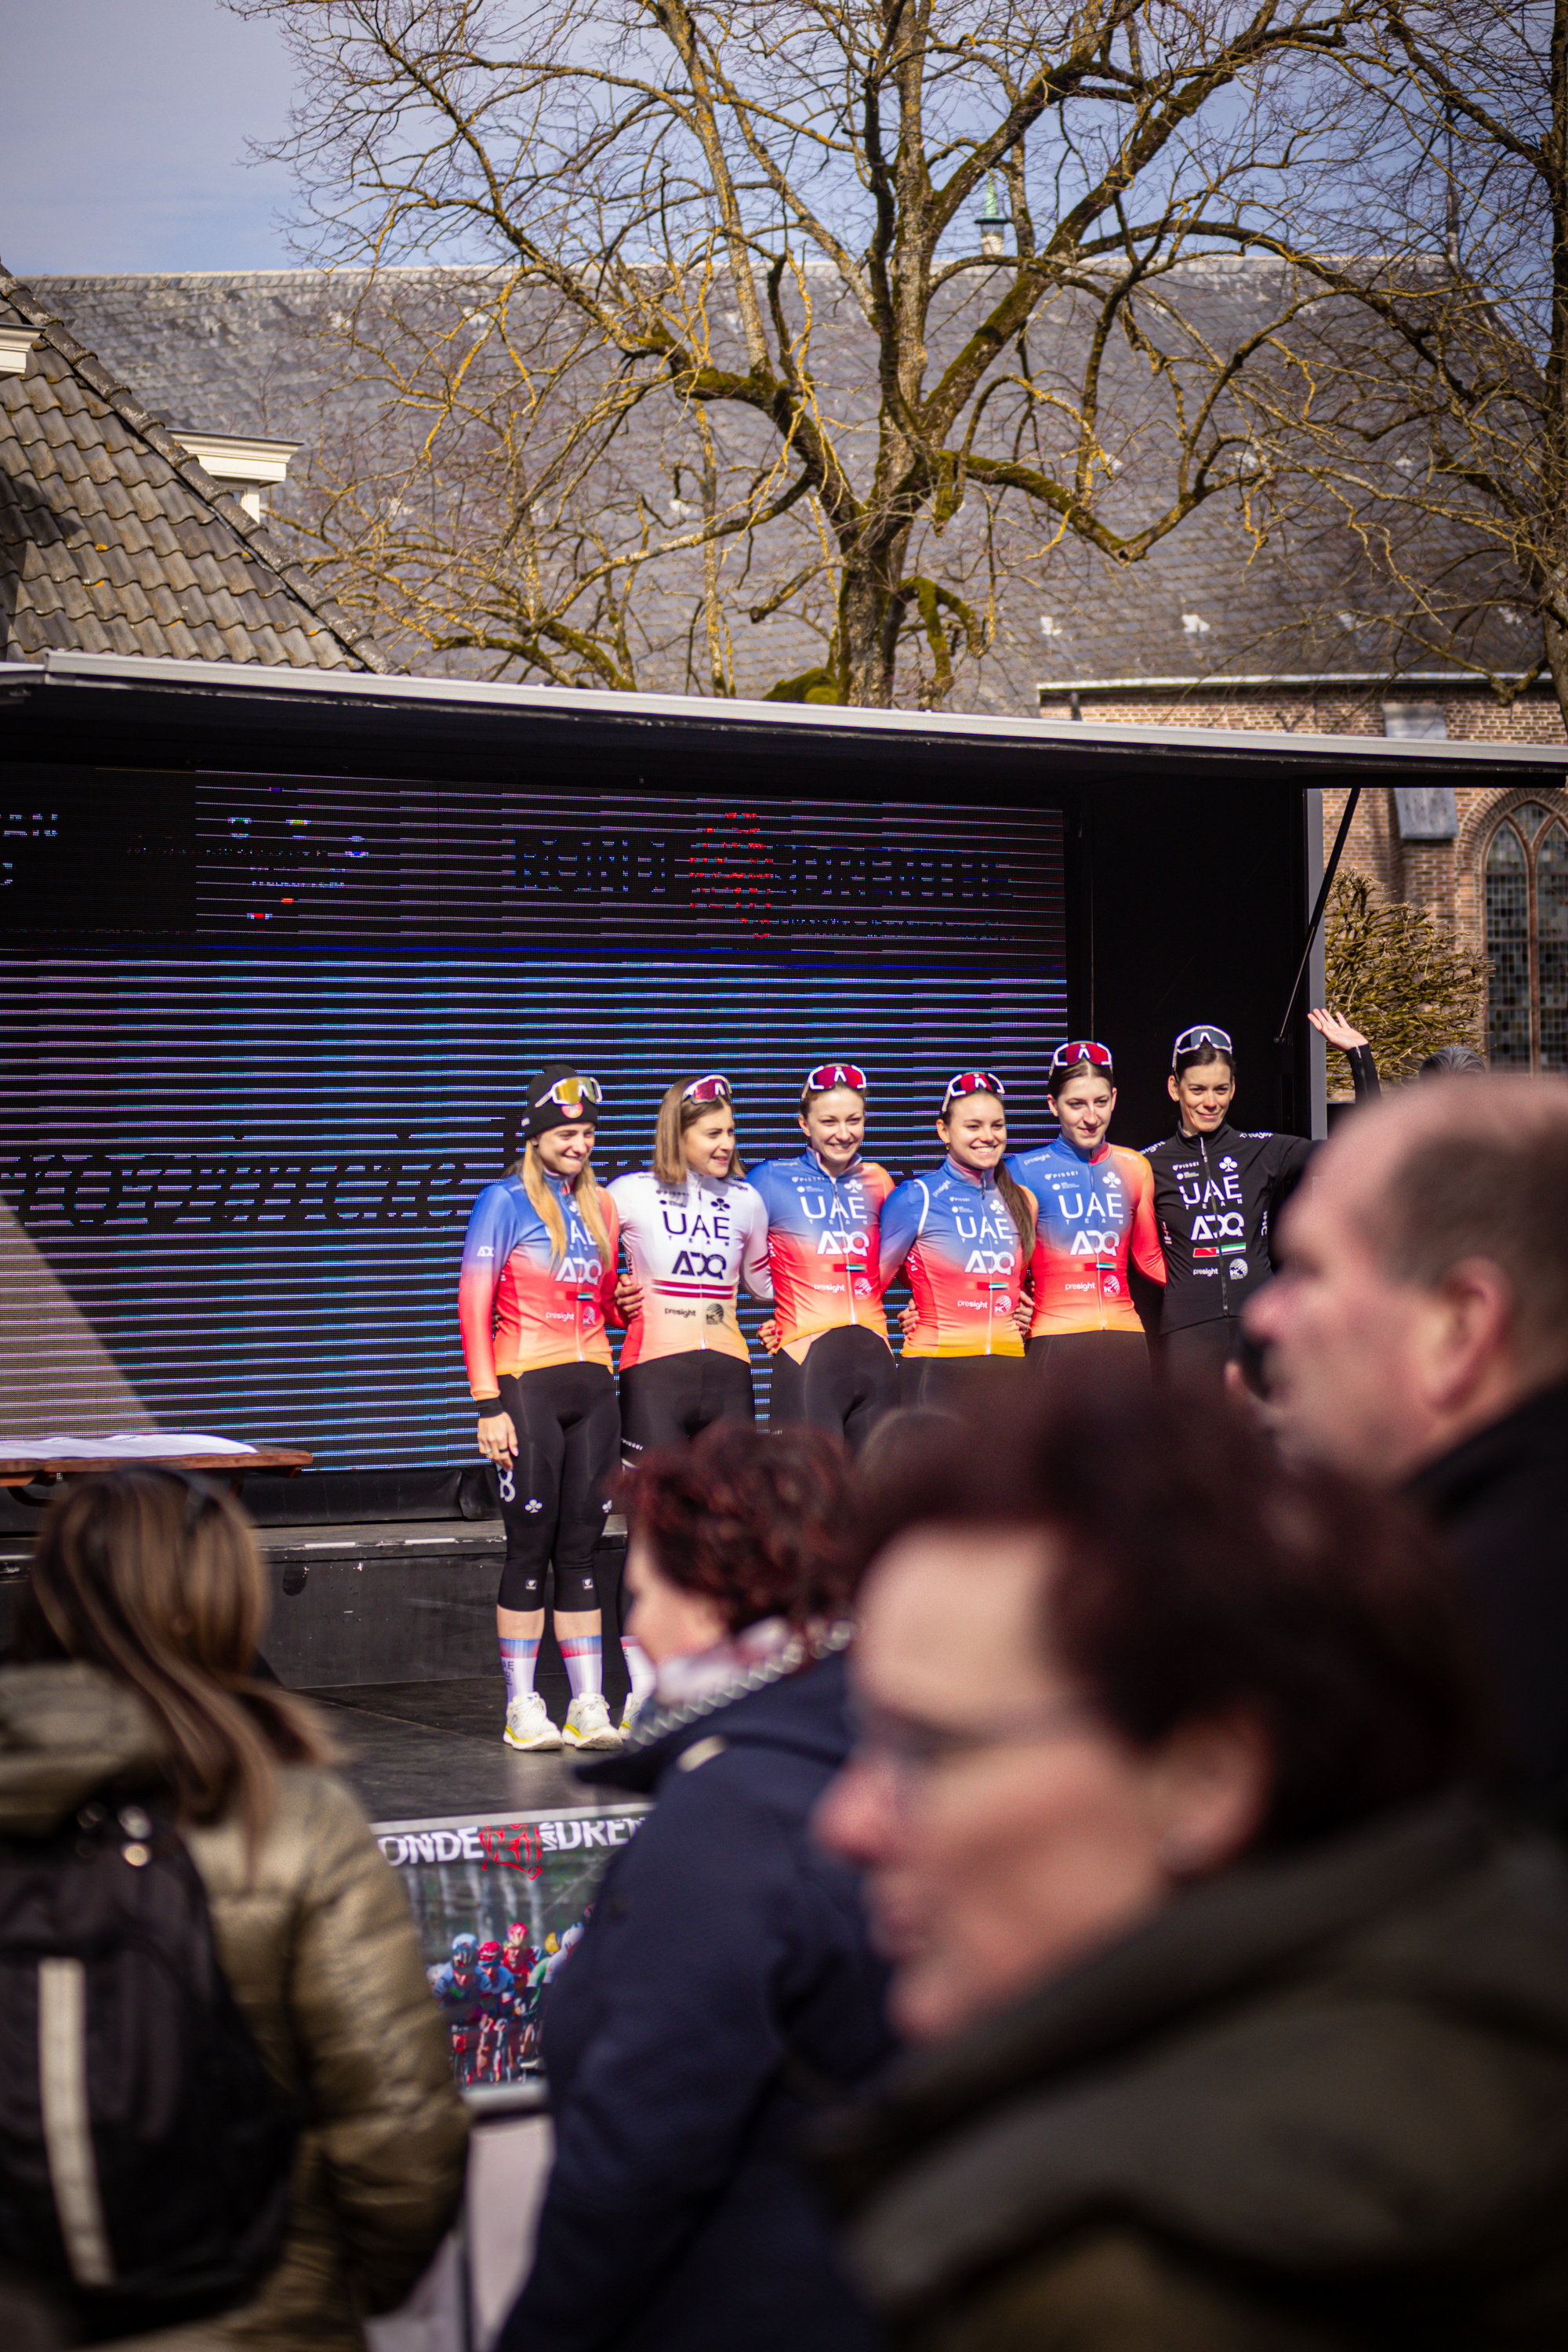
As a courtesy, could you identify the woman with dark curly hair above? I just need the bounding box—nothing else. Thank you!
[498,1423,892,2352]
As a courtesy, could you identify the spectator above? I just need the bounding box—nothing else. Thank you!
[1420,1044,1487,1077]
[500,1424,891,2352]
[2,1470,467,2350]
[1245,1075,1568,1815]
[813,1385,1568,2350]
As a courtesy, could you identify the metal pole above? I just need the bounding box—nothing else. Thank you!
[1275,784,1361,1046]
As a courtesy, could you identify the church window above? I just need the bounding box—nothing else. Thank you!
[1486,803,1568,1071]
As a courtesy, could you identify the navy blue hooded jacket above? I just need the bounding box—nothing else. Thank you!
[499,1645,893,2352]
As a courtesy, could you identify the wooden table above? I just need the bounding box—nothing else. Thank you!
[0,1447,314,1494]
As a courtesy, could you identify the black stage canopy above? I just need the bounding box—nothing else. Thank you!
[2,652,1559,1491]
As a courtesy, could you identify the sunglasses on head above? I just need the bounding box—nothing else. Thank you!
[682,1073,733,1105]
[1050,1039,1113,1075]
[804,1062,869,1094]
[539,1073,603,1112]
[942,1070,1006,1109]
[1173,1025,1233,1065]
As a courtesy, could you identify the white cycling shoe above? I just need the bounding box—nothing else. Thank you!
[563,1692,622,1751]
[503,1692,562,1751]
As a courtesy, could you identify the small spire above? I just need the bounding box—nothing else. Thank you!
[978,173,1007,257]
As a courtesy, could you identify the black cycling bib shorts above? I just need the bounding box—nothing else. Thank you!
[619,1351,755,1464]
[1025,1330,1150,1385]
[495,1363,620,1612]
[897,1355,1025,1414]
[769,1323,898,1453]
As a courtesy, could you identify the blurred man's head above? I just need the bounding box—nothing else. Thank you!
[1246,1076,1568,1481]
[818,1385,1477,2045]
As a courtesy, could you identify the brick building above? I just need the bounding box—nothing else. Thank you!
[1038,678,1567,1076]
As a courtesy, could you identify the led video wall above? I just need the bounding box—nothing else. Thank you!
[1,777,1066,1466]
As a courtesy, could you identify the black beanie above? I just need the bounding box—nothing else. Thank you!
[524,1062,602,1138]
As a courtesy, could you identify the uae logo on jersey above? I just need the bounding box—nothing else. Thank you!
[1229,1258,1250,1280]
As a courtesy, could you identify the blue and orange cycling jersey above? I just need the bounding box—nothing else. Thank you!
[458,1173,621,1394]
[746,1150,895,1354]
[878,1158,1026,1359]
[1007,1138,1166,1337]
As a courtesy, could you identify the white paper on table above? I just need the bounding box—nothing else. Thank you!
[0,1433,260,1460]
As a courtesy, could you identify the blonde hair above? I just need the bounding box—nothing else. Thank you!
[514,1137,615,1267]
[652,1080,746,1189]
[17,1472,332,1864]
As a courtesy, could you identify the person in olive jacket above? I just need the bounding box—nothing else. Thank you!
[0,1470,468,2352]
[501,1424,892,2352]
[813,1383,1568,2351]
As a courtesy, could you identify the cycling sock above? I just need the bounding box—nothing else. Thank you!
[499,1633,540,1704]
[559,1632,603,1699]
[621,1635,657,1706]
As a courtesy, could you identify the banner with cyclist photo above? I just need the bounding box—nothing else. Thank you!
[376,1806,648,2088]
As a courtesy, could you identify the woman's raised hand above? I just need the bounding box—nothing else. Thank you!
[1308,1005,1369,1053]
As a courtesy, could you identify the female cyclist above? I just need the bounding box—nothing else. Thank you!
[1145,1008,1377,1381]
[459,1063,623,1755]
[1007,1039,1165,1380]
[608,1074,772,1728]
[878,1073,1034,1411]
[748,1062,898,1451]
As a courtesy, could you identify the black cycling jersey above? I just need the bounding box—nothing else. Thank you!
[1144,1045,1378,1337]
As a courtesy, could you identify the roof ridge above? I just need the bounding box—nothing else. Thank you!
[0,258,389,677]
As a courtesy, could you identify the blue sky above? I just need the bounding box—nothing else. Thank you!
[2,1,299,274]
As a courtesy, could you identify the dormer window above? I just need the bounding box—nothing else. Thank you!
[172,431,301,522]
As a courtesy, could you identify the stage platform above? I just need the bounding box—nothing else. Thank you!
[303,1675,612,1823]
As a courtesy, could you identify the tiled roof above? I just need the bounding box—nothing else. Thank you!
[0,264,387,672]
[21,263,1522,707]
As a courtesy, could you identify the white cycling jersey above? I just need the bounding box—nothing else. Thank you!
[608,1169,773,1368]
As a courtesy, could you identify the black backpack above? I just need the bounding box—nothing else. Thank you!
[0,1796,300,2343]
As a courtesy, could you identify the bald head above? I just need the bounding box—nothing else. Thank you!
[1246,1076,1568,1481]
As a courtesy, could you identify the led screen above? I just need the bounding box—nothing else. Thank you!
[2,777,1066,1465]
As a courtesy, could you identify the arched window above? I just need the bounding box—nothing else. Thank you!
[1486,802,1568,1071]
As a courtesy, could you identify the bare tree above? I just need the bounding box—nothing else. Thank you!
[1229,0,1568,724]
[1324,870,1486,1080]
[241,0,1392,706]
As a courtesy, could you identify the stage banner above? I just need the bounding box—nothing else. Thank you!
[376,1805,648,2089]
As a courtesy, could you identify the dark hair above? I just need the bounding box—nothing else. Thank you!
[937,1087,1036,1258]
[854,1408,963,1491]
[1365,1102,1568,1373]
[855,1381,1483,1852]
[16,1472,331,1857]
[1418,1044,1486,1079]
[1048,1058,1114,1094]
[1174,1044,1236,1081]
[621,1423,857,1636]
